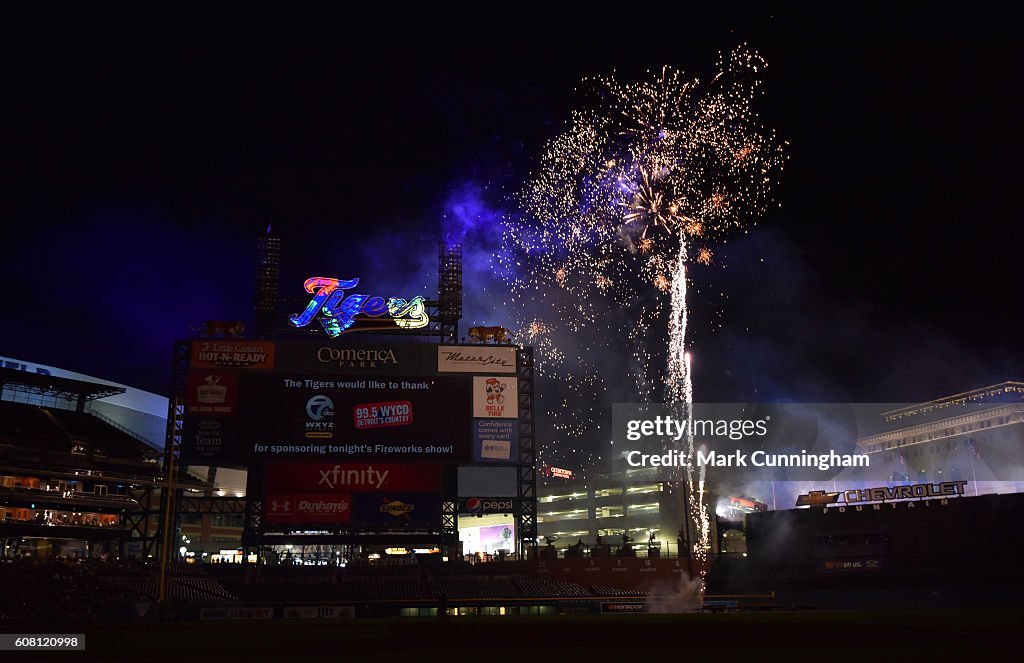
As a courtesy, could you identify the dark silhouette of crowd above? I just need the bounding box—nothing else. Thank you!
[0,557,147,621]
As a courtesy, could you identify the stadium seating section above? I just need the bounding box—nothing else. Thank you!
[0,401,153,461]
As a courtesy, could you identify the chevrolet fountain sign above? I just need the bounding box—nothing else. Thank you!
[796,480,969,507]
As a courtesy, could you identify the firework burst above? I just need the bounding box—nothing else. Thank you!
[500,45,785,571]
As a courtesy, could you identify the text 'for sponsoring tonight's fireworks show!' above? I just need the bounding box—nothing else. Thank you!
[182,371,475,463]
[239,375,471,460]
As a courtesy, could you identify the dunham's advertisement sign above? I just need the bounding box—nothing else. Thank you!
[265,494,351,524]
[235,375,471,461]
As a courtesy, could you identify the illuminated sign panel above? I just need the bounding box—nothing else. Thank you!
[437,346,516,373]
[795,491,840,507]
[354,493,440,527]
[459,497,519,513]
[472,376,518,418]
[264,464,441,528]
[795,480,969,507]
[274,341,435,375]
[545,466,574,479]
[265,461,442,493]
[817,558,884,573]
[190,340,275,369]
[473,419,518,461]
[264,493,351,524]
[237,374,470,461]
[289,277,429,337]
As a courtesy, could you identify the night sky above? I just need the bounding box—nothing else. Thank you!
[2,8,1021,403]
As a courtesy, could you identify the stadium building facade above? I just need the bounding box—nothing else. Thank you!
[537,460,701,557]
[538,383,1024,563]
[0,362,167,559]
[856,382,1024,494]
[710,382,1024,603]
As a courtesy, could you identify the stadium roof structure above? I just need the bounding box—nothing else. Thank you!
[0,366,126,403]
[882,381,1024,423]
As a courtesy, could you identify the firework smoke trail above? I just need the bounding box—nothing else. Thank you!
[500,45,785,559]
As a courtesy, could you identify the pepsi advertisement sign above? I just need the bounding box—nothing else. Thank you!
[459,497,519,514]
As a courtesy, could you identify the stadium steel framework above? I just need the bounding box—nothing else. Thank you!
[516,346,538,552]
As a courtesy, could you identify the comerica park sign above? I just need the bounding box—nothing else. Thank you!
[796,480,969,507]
[289,277,429,337]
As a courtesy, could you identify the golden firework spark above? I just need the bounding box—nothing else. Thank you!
[654,274,671,291]
[526,319,552,341]
[696,247,713,265]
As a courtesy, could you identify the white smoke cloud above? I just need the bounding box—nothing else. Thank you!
[644,571,704,613]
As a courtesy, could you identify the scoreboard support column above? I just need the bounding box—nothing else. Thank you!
[516,347,538,559]
[242,463,264,559]
[442,463,459,556]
